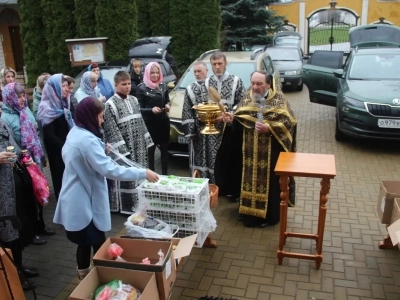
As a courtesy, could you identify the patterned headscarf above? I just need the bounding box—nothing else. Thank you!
[37,74,74,128]
[143,62,163,89]
[74,96,103,138]
[80,71,96,97]
[2,82,44,163]
[0,67,16,88]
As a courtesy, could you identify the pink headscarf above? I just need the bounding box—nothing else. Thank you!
[143,62,164,89]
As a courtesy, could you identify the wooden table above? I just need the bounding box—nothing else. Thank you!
[274,152,336,269]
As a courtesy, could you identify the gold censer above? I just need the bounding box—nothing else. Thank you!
[193,104,222,135]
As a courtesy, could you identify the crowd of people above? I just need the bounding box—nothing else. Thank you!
[0,53,297,289]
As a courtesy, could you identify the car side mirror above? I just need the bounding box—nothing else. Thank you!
[303,55,310,60]
[333,69,344,78]
[167,82,175,89]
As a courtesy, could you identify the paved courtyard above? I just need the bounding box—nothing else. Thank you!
[22,86,400,300]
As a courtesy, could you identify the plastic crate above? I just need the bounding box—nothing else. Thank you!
[174,228,209,248]
[137,176,209,212]
[145,200,209,231]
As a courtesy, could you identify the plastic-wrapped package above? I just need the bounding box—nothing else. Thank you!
[95,279,141,300]
[107,243,126,262]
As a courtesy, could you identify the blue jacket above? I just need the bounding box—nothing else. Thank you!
[97,73,114,100]
[53,126,147,232]
[1,103,37,147]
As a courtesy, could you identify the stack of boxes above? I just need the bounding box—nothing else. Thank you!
[137,176,212,248]
[376,180,400,249]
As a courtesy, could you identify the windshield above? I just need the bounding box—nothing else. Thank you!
[267,48,301,61]
[274,37,301,47]
[177,62,256,89]
[349,54,400,80]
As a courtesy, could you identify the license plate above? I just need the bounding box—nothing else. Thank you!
[377,119,400,128]
[280,78,284,82]
[178,136,188,144]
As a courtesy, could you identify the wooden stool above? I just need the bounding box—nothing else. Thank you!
[274,152,336,269]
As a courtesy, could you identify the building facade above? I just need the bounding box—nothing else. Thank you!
[270,0,400,54]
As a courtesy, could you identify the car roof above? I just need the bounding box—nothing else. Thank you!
[197,50,268,63]
[128,36,171,59]
[354,47,400,55]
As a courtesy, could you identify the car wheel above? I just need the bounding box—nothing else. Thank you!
[296,82,303,91]
[335,116,347,141]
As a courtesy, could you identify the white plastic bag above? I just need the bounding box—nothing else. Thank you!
[124,213,179,239]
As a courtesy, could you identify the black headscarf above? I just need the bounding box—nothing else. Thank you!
[74,96,103,138]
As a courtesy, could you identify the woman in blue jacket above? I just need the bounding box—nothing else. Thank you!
[88,63,114,100]
[53,96,159,280]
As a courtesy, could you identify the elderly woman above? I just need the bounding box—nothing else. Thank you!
[74,71,105,103]
[37,74,74,200]
[53,96,159,280]
[32,73,51,118]
[136,62,171,175]
[0,67,16,103]
[88,63,114,100]
[0,119,38,290]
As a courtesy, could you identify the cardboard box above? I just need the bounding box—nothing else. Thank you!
[0,248,25,300]
[391,198,400,224]
[387,218,400,249]
[93,237,175,300]
[69,266,159,300]
[172,234,197,272]
[377,181,400,224]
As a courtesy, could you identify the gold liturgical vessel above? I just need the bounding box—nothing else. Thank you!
[192,87,225,135]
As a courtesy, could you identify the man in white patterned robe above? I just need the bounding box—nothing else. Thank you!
[103,71,153,214]
[206,52,245,201]
[182,62,221,183]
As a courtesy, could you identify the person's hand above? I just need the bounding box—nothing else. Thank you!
[105,143,112,155]
[99,96,106,103]
[0,151,17,164]
[222,112,233,123]
[255,122,270,134]
[164,104,170,112]
[152,107,163,114]
[146,169,159,182]
[214,115,223,124]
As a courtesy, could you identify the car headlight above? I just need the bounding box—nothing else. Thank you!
[284,70,301,76]
[342,97,365,109]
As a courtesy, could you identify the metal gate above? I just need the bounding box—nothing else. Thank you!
[307,9,359,54]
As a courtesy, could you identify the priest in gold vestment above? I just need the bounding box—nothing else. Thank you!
[221,71,297,227]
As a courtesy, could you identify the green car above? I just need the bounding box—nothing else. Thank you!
[302,24,400,141]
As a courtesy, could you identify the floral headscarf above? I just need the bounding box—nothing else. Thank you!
[0,67,16,88]
[80,71,96,97]
[143,62,163,89]
[37,74,74,128]
[2,82,44,163]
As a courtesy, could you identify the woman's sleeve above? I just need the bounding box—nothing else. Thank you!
[85,137,146,181]
[165,87,171,106]
[42,121,65,150]
[136,86,152,116]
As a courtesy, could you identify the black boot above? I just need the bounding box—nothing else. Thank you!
[17,268,37,291]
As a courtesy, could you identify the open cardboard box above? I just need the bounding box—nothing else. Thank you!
[377,181,400,224]
[391,198,400,224]
[172,234,197,272]
[93,235,197,300]
[388,218,400,250]
[69,266,159,300]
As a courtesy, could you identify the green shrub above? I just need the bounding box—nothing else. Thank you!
[19,0,50,86]
[95,0,138,61]
[136,0,152,38]
[40,0,76,76]
[149,0,170,36]
[74,0,97,38]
